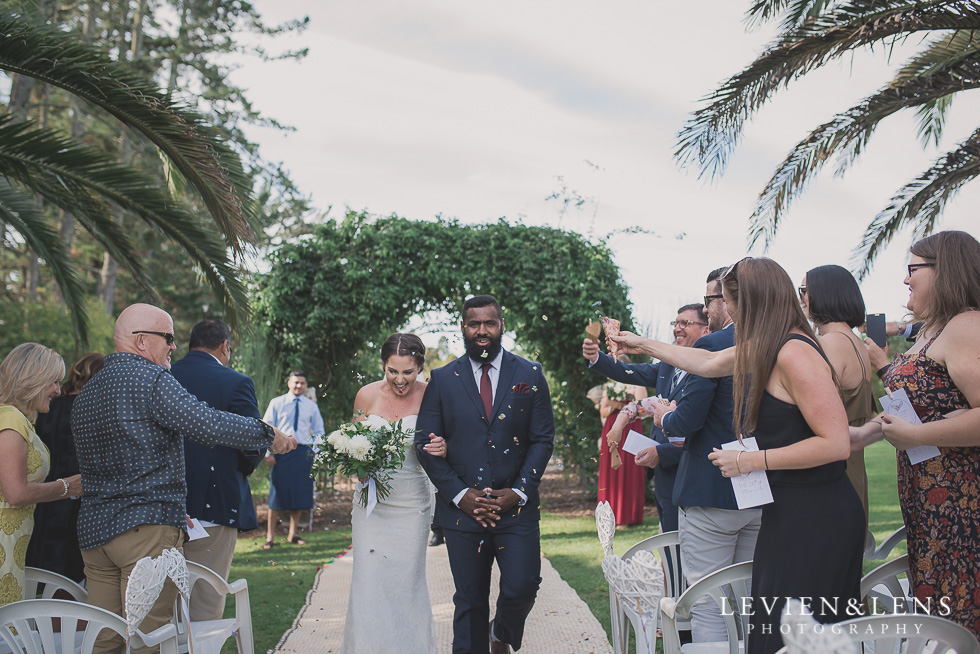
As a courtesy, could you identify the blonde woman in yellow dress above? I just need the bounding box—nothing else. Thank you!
[0,343,83,606]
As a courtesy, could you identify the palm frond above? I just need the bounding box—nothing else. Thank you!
[0,11,256,253]
[914,95,956,148]
[745,0,836,31]
[899,30,980,146]
[0,178,90,345]
[852,126,980,277]
[0,115,249,324]
[676,0,980,177]
[747,43,980,249]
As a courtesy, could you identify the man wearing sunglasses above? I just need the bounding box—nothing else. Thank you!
[72,303,297,653]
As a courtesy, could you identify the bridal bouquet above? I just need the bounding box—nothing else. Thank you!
[312,418,416,513]
[605,381,633,403]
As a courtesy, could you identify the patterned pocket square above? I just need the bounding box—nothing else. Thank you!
[512,383,531,394]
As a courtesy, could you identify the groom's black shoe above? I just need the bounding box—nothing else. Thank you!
[490,621,512,654]
[428,524,445,547]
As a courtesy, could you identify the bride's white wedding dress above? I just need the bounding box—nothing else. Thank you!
[340,414,435,653]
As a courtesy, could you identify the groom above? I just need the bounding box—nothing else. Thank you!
[416,295,555,654]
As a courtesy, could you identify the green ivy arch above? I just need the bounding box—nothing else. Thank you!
[254,210,637,474]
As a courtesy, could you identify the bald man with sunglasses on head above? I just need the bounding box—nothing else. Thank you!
[72,303,296,653]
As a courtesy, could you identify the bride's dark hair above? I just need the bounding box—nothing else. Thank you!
[381,333,426,371]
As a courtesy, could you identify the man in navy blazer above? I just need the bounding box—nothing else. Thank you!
[582,304,709,532]
[169,319,265,621]
[645,268,762,643]
[417,295,555,654]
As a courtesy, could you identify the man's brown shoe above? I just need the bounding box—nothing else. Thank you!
[489,621,512,654]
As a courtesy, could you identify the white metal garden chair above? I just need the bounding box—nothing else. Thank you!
[0,598,179,654]
[659,560,752,654]
[177,560,254,654]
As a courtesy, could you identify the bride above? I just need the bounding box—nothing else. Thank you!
[340,333,446,654]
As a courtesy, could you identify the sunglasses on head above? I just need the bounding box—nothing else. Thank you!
[132,330,175,346]
[722,257,753,283]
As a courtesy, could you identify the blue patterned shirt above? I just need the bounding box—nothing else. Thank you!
[72,352,275,550]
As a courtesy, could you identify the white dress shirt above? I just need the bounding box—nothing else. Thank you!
[453,350,526,508]
[263,392,324,445]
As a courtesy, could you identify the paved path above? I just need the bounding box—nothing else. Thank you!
[273,541,612,654]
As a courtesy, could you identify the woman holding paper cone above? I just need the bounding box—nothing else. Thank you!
[609,257,864,654]
[597,373,647,526]
[849,230,980,638]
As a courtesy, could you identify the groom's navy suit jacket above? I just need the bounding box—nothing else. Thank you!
[588,352,692,530]
[169,350,264,531]
[416,351,555,532]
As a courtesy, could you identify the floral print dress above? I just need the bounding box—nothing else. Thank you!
[883,329,980,638]
[0,406,51,606]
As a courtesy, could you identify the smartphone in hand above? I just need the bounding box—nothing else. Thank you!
[866,313,886,347]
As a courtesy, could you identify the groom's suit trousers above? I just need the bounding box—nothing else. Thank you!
[444,522,541,654]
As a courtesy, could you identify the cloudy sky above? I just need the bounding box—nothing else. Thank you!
[236,1,979,345]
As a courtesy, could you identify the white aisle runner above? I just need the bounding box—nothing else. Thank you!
[274,542,612,654]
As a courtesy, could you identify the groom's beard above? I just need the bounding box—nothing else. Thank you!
[464,333,503,363]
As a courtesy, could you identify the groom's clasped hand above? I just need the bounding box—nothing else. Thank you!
[457,487,520,528]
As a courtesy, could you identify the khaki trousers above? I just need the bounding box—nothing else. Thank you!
[182,524,238,621]
[82,524,185,654]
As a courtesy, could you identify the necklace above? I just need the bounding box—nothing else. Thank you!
[383,382,415,420]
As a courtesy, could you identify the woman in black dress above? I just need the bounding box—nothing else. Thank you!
[26,352,104,582]
[609,257,865,654]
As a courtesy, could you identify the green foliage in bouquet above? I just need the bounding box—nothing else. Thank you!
[313,417,415,503]
[603,381,633,404]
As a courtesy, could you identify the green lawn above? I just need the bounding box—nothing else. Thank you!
[229,528,352,652]
[233,440,905,652]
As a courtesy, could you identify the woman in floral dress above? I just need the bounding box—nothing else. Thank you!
[0,343,83,606]
[850,230,980,637]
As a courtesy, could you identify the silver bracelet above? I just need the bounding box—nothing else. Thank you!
[57,478,69,497]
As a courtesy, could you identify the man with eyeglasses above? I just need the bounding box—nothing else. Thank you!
[642,267,763,644]
[582,303,709,533]
[72,303,296,653]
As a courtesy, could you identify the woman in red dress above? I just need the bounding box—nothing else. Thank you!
[597,378,647,526]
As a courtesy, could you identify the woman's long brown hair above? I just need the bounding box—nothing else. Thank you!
[62,352,105,395]
[724,258,831,438]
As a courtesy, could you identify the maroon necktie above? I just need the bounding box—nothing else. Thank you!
[480,363,493,419]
